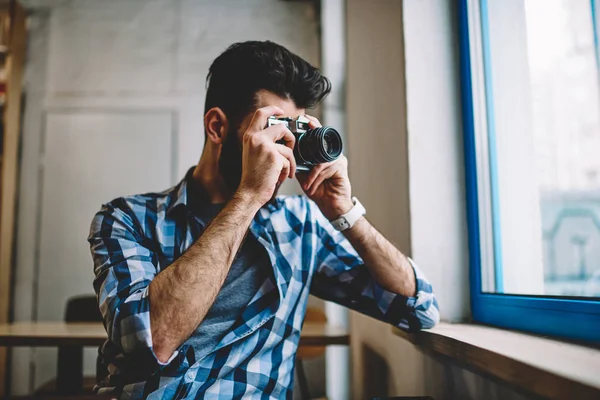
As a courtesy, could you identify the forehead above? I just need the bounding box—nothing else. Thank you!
[235,90,305,135]
[254,90,305,117]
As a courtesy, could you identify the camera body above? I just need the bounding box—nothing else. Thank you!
[266,115,343,171]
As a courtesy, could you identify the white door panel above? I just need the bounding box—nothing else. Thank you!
[32,110,175,388]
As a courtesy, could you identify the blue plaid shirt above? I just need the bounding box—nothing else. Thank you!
[88,171,439,399]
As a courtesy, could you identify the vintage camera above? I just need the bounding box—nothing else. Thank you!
[266,116,343,171]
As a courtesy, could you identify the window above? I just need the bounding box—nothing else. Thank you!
[459,0,600,343]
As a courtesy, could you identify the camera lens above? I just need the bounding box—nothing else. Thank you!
[296,126,343,164]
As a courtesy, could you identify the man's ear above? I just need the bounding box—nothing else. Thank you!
[204,107,229,145]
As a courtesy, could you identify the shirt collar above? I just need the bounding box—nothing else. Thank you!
[166,167,195,216]
[167,168,290,305]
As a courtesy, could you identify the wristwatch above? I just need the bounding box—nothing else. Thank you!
[330,197,366,231]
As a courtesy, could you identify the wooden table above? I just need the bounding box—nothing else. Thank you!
[0,321,350,347]
[0,321,349,395]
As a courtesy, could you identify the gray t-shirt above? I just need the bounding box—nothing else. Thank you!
[187,202,270,361]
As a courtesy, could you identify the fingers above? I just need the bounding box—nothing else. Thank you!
[262,124,296,149]
[304,114,323,129]
[278,157,291,184]
[247,106,285,134]
[308,164,338,196]
[301,162,331,191]
[302,155,347,194]
[275,143,296,178]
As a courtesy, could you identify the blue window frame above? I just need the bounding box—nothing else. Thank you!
[458,0,600,344]
[593,0,600,70]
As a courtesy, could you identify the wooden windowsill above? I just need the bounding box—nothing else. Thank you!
[393,322,600,400]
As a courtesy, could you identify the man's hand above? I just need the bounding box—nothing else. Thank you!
[297,115,353,220]
[299,116,416,298]
[238,106,297,207]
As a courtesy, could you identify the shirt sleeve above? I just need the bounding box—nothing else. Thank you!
[88,200,179,373]
[307,199,440,331]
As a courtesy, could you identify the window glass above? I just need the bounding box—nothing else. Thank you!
[483,0,600,297]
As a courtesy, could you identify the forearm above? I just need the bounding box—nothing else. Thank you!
[342,216,416,297]
[148,192,260,362]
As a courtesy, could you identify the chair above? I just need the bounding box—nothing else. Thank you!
[296,307,328,400]
[35,295,103,396]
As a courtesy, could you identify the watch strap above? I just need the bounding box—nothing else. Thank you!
[330,197,366,231]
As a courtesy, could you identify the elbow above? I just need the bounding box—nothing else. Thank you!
[152,340,175,364]
[118,321,176,366]
[394,300,440,332]
[111,296,175,365]
[104,287,177,369]
[419,306,440,330]
[149,316,178,365]
[405,291,439,331]
[418,295,440,330]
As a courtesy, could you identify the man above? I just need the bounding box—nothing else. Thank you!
[89,41,439,399]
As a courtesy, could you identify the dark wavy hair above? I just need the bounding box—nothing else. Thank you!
[205,41,331,130]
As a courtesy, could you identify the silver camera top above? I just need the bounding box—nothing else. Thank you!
[266,115,310,134]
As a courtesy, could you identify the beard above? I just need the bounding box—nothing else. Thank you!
[218,128,243,192]
[218,128,284,204]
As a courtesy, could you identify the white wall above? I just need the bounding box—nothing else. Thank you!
[405,0,470,322]
[346,1,413,398]
[320,1,350,399]
[11,0,321,394]
[346,1,531,399]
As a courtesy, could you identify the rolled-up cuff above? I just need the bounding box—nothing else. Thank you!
[374,257,439,331]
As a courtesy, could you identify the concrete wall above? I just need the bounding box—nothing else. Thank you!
[346,1,530,399]
[11,0,322,395]
[345,2,413,397]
